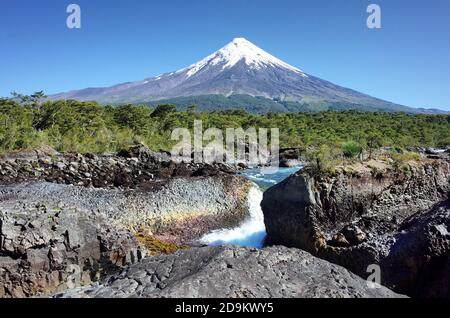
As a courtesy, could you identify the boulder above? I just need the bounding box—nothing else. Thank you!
[379,200,450,297]
[117,144,171,163]
[425,148,446,155]
[53,246,405,298]
[279,148,304,167]
[279,159,303,168]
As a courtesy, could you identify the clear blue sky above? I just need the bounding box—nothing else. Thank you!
[1,0,449,110]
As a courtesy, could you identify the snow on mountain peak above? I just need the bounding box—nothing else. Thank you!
[180,38,307,78]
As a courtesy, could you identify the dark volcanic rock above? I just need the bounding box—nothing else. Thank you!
[0,145,240,190]
[319,199,450,297]
[380,200,450,297]
[261,157,450,297]
[0,174,252,298]
[54,246,404,298]
[0,175,252,246]
[0,203,144,298]
[0,145,254,298]
[279,147,304,168]
[117,144,171,163]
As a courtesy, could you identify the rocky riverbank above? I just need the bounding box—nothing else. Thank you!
[261,153,450,297]
[0,145,240,189]
[0,176,251,245]
[53,246,404,298]
[3,145,446,298]
[0,146,253,297]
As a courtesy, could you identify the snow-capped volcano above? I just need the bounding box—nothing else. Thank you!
[179,37,307,77]
[50,38,421,113]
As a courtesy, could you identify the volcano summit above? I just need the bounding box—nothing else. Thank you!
[50,38,439,113]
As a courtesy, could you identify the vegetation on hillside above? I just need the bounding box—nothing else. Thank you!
[1,93,449,159]
[146,94,432,113]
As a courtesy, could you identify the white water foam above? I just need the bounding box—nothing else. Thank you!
[199,186,266,248]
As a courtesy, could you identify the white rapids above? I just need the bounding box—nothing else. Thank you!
[199,186,266,248]
[199,167,301,248]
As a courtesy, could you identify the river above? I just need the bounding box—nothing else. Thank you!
[199,167,301,248]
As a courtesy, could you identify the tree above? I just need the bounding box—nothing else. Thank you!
[10,91,48,130]
[366,133,383,158]
[11,91,46,107]
[113,104,152,134]
[186,105,197,113]
[151,104,177,118]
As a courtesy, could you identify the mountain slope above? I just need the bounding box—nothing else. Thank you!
[50,38,438,113]
[145,94,421,114]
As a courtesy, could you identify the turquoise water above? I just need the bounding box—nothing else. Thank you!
[200,167,301,248]
[238,167,302,191]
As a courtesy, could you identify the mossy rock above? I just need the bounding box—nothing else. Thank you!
[135,233,189,256]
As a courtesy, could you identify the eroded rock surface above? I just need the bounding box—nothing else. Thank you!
[0,173,251,244]
[0,146,253,298]
[261,156,450,297]
[54,246,405,298]
[0,203,144,298]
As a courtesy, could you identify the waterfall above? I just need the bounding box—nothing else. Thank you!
[199,185,266,248]
[199,167,301,248]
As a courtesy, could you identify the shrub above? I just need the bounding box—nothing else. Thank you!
[342,141,362,158]
[391,151,422,164]
[306,144,343,174]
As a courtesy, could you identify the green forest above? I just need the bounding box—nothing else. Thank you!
[1,93,450,158]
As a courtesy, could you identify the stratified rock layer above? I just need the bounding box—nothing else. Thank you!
[54,246,405,298]
[261,156,450,297]
[0,175,251,244]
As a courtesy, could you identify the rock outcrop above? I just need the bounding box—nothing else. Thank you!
[0,146,253,298]
[0,145,253,245]
[0,203,144,298]
[0,145,239,190]
[261,156,450,297]
[53,246,405,298]
[278,148,304,167]
[0,175,251,245]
